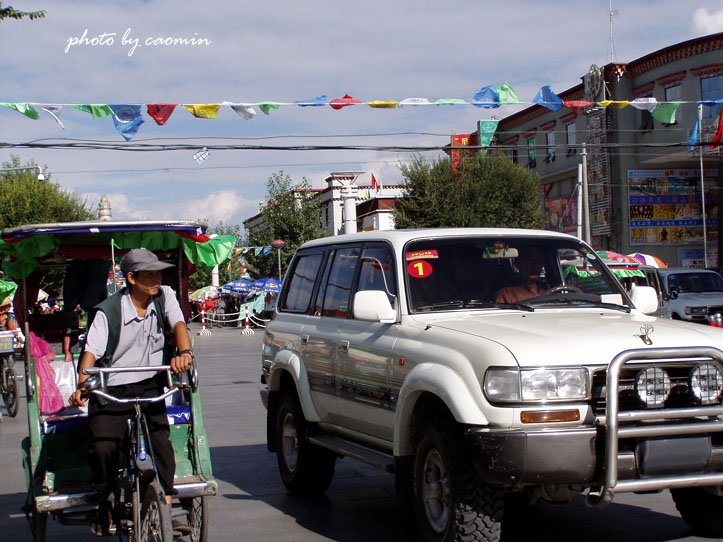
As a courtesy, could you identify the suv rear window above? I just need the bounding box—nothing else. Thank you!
[280,252,323,312]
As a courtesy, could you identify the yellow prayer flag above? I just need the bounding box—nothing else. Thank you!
[182,104,221,119]
[367,101,398,108]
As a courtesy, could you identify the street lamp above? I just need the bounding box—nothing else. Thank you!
[271,239,286,280]
[1,165,45,181]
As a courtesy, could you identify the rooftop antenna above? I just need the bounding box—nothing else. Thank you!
[607,0,618,64]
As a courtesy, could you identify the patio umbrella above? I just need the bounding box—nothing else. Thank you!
[189,285,218,301]
[596,250,640,266]
[628,253,668,268]
[250,277,282,293]
[221,279,252,295]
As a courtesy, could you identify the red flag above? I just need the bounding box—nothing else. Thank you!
[146,103,177,126]
[711,107,723,149]
[371,174,379,190]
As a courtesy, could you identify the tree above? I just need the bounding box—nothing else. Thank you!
[0,156,94,229]
[393,153,546,230]
[245,171,323,277]
[0,3,46,21]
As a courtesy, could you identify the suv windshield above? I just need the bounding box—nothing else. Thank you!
[405,236,629,313]
[667,272,723,294]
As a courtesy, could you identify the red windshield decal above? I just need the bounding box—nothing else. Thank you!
[406,250,439,261]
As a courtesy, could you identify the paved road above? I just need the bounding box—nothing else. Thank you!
[0,323,717,541]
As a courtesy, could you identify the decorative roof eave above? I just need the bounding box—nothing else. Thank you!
[626,33,722,78]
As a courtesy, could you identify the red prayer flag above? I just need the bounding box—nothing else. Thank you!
[146,103,177,126]
[711,107,723,149]
[371,173,379,190]
[563,100,592,115]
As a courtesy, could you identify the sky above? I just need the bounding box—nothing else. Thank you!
[1,0,722,233]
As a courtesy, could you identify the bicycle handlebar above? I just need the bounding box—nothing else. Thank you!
[82,365,187,405]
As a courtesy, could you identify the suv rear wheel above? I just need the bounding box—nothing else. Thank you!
[275,393,336,495]
[413,416,503,542]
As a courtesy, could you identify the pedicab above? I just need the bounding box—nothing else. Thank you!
[0,219,236,541]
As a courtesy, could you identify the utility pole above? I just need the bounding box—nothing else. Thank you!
[581,143,591,244]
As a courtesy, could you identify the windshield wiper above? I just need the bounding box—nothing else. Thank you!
[527,293,631,312]
[415,300,534,312]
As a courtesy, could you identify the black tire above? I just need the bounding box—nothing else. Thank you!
[672,486,723,537]
[413,417,504,542]
[4,364,18,417]
[275,393,336,495]
[140,480,173,542]
[31,510,47,541]
[181,496,209,542]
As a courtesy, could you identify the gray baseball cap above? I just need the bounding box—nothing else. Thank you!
[120,249,174,276]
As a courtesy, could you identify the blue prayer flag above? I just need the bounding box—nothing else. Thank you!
[532,86,563,112]
[109,105,144,141]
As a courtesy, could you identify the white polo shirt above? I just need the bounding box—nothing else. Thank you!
[84,285,184,386]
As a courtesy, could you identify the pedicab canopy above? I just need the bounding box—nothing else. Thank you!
[0,219,236,279]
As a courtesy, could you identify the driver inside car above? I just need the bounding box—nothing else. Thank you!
[496,249,546,303]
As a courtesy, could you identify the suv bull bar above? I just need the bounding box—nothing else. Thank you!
[587,346,723,508]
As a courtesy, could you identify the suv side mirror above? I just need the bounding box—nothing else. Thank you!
[631,285,659,315]
[668,288,678,300]
[353,290,397,323]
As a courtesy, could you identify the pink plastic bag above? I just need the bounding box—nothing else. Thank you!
[29,331,65,413]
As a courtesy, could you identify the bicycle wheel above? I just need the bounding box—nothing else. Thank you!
[140,480,173,542]
[4,364,18,417]
[181,496,209,542]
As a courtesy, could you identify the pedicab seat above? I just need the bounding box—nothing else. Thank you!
[42,405,192,434]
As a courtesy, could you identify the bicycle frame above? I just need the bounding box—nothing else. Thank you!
[83,365,182,540]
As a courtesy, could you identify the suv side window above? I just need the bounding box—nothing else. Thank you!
[280,252,323,313]
[321,246,360,318]
[356,243,396,304]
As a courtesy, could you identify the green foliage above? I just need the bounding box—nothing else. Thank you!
[0,156,94,229]
[393,153,546,230]
[0,4,46,20]
[245,171,323,277]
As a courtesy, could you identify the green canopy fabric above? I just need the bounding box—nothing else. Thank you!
[0,280,18,299]
[0,231,236,279]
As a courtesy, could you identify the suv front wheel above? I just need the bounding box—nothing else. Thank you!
[413,416,503,542]
[275,392,336,495]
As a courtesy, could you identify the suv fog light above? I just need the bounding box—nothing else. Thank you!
[690,363,723,405]
[636,367,670,406]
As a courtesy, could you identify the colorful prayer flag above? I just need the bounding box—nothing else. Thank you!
[72,104,113,119]
[711,107,723,149]
[109,104,145,141]
[0,102,39,119]
[689,119,700,152]
[182,104,221,119]
[496,82,519,104]
[471,86,500,108]
[533,86,563,112]
[146,103,177,125]
[257,102,281,115]
[652,102,680,124]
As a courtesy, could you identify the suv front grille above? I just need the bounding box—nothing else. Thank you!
[591,362,722,416]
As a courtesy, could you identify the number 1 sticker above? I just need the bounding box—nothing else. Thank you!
[407,260,433,278]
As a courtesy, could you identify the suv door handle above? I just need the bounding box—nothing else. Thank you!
[300,334,309,345]
[339,340,350,353]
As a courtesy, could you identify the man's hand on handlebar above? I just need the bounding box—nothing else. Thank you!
[69,380,90,407]
[170,350,193,375]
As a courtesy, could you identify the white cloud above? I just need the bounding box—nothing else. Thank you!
[692,7,723,34]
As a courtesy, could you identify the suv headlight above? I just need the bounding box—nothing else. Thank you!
[685,306,708,315]
[484,367,589,403]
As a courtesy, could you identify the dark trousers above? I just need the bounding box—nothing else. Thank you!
[88,375,176,497]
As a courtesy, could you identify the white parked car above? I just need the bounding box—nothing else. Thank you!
[260,228,723,542]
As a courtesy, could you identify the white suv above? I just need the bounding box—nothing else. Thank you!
[260,228,723,542]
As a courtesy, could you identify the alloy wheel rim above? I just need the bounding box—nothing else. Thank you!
[422,448,451,533]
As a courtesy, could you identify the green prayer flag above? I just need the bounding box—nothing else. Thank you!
[72,104,113,119]
[652,102,680,124]
[496,82,520,104]
[435,99,465,106]
[257,102,280,115]
[254,247,263,256]
[0,102,39,119]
